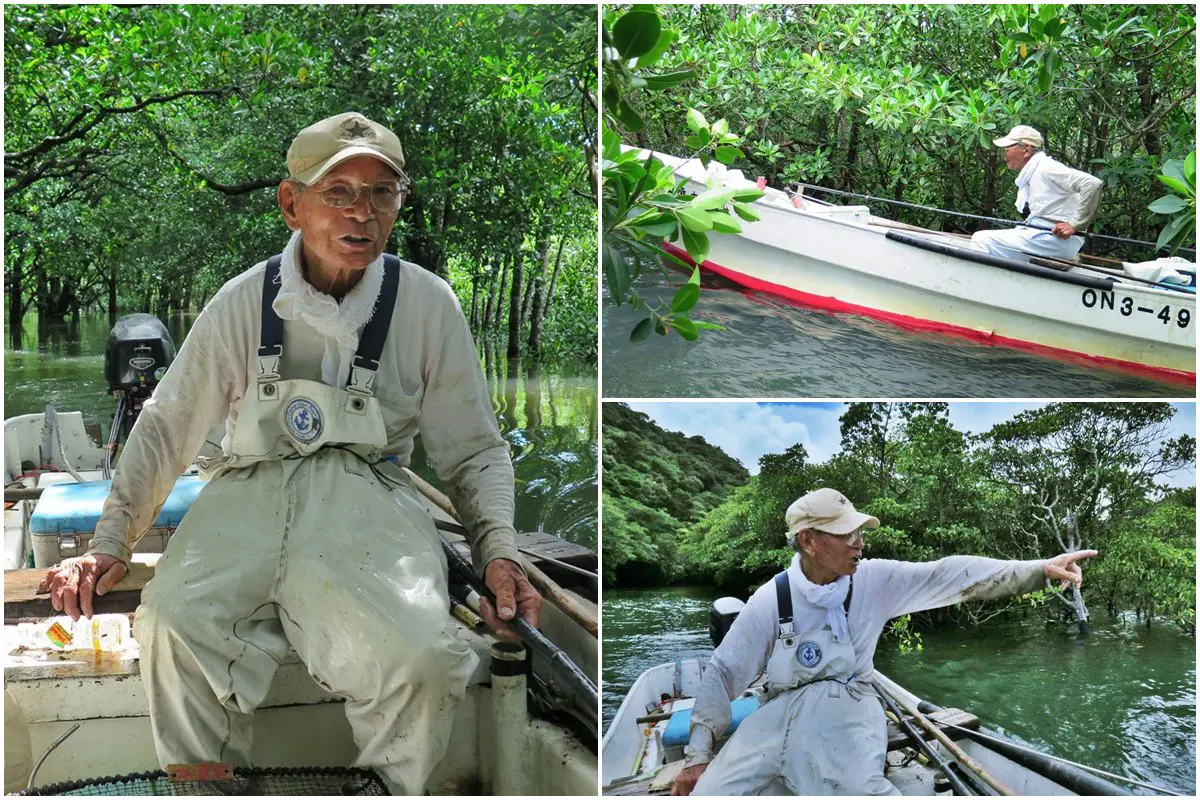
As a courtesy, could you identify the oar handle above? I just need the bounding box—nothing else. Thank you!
[437,534,599,713]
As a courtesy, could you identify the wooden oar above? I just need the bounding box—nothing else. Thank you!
[876,681,1015,796]
[402,467,599,637]
[1029,256,1192,291]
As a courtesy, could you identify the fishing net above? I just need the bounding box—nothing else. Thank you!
[17,765,390,796]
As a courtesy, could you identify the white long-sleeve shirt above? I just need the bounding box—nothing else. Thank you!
[685,554,1047,764]
[1020,154,1103,231]
[87,254,519,572]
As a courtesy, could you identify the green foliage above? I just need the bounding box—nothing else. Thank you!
[5,5,597,360]
[601,403,749,586]
[886,614,924,654]
[603,5,767,342]
[1089,489,1196,631]
[1148,151,1196,253]
[616,4,1195,259]
[630,402,1196,631]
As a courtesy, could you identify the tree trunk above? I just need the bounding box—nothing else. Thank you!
[491,255,510,330]
[1135,61,1161,157]
[529,235,566,355]
[506,248,525,359]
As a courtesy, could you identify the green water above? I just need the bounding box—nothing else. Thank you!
[5,313,597,548]
[602,586,1197,794]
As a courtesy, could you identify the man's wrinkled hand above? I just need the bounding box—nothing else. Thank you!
[1051,222,1077,239]
[481,558,542,641]
[1044,549,1098,592]
[35,554,128,621]
[670,763,708,796]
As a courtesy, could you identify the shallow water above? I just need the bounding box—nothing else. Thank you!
[4,313,597,547]
[603,270,1192,398]
[602,586,1197,794]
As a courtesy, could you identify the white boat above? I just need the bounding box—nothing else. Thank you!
[637,149,1196,386]
[602,655,1169,796]
[4,403,598,795]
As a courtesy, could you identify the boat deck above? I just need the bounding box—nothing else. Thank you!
[602,707,979,795]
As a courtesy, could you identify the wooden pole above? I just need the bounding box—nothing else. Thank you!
[877,682,1015,796]
[402,467,598,637]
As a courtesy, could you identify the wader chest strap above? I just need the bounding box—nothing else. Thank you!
[348,254,400,397]
[774,572,793,636]
[257,255,285,398]
[775,571,854,636]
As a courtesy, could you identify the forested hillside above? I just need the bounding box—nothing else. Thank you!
[602,403,748,585]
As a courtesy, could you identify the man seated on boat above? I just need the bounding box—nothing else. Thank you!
[670,487,1096,796]
[36,111,542,795]
[970,125,1103,264]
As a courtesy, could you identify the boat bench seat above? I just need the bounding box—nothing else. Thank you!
[29,476,205,535]
[661,695,760,747]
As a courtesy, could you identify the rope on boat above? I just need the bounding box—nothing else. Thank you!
[936,721,1186,796]
[792,183,1196,256]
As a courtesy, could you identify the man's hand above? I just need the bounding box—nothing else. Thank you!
[1043,549,1098,591]
[36,554,128,621]
[1051,222,1077,239]
[481,558,542,641]
[670,763,708,796]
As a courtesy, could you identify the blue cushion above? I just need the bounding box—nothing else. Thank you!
[29,477,206,535]
[661,696,760,747]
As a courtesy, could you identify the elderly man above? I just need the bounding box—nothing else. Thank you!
[671,487,1096,796]
[37,112,541,795]
[971,124,1103,264]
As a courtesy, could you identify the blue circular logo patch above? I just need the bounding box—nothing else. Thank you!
[797,640,823,668]
[285,397,323,444]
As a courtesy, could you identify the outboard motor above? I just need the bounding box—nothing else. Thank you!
[103,314,176,476]
[709,596,746,647]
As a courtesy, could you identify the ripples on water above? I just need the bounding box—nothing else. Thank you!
[603,272,1191,398]
[603,588,1196,794]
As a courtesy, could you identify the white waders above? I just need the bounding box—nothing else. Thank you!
[970,216,1084,264]
[135,254,477,795]
[693,572,898,796]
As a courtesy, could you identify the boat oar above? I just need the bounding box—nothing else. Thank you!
[437,531,599,722]
[873,682,979,796]
[402,466,598,637]
[1028,256,1194,292]
[875,681,1015,796]
[793,182,1192,255]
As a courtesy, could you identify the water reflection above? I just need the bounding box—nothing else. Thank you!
[5,314,598,549]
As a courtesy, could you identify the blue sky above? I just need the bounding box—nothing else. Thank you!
[623,401,1196,487]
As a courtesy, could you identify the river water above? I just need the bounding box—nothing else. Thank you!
[602,586,1196,794]
[4,313,597,548]
[603,271,1191,398]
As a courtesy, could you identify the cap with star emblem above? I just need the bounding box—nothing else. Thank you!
[785,488,879,542]
[286,112,407,185]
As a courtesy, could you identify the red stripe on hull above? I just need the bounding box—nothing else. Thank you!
[660,241,1196,389]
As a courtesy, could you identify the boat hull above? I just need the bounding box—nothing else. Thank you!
[647,149,1196,385]
[603,658,1138,796]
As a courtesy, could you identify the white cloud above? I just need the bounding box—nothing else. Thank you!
[620,401,1195,486]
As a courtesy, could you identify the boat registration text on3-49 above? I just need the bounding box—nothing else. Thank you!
[1080,289,1191,328]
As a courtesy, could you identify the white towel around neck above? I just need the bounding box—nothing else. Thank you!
[787,553,851,643]
[1014,149,1047,216]
[271,229,385,388]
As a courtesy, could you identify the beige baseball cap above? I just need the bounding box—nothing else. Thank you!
[785,488,880,541]
[286,112,406,184]
[993,124,1044,149]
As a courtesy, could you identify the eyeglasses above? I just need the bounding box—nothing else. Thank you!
[302,179,408,213]
[819,528,865,546]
